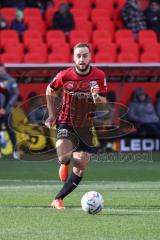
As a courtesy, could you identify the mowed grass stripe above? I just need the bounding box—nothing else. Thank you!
[0,205,160,214]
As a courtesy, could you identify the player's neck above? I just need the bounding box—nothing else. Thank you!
[75,66,91,76]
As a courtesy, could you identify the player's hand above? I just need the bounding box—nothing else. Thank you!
[45,116,55,128]
[90,84,100,97]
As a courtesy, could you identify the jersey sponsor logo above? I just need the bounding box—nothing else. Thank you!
[63,80,99,92]
[57,128,69,138]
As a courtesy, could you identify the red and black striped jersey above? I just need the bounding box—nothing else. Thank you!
[49,66,107,127]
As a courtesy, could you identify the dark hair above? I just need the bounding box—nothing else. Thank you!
[73,42,91,53]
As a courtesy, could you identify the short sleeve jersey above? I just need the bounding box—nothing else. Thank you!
[49,66,107,127]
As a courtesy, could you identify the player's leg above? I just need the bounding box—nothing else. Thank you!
[73,151,91,176]
[51,138,73,209]
[52,151,91,209]
[56,138,73,182]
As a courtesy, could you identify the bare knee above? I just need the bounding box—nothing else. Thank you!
[58,155,71,164]
[73,152,91,174]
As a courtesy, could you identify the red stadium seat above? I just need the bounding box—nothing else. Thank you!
[140,52,160,63]
[45,8,57,28]
[95,0,114,10]
[24,8,42,20]
[92,30,113,48]
[26,20,46,34]
[69,30,90,48]
[114,0,126,10]
[91,9,113,24]
[95,1,114,20]
[139,41,159,53]
[23,30,44,46]
[46,30,66,46]
[71,0,92,13]
[24,52,47,63]
[26,42,47,58]
[117,52,139,63]
[48,52,70,63]
[114,0,126,24]
[117,40,139,53]
[95,20,115,35]
[54,0,68,8]
[3,43,24,57]
[115,29,134,43]
[1,8,17,26]
[1,53,23,63]
[96,42,116,54]
[95,52,116,63]
[138,30,158,45]
[74,18,92,36]
[48,42,70,54]
[71,8,90,21]
[1,30,20,46]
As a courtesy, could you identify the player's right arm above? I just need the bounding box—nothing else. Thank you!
[45,85,56,128]
[45,72,64,128]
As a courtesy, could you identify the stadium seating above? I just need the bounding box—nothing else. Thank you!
[138,30,158,45]
[46,30,66,46]
[113,0,126,28]
[115,29,134,43]
[23,30,44,47]
[70,0,92,13]
[117,41,139,53]
[92,30,113,49]
[140,52,160,63]
[95,20,115,35]
[139,41,159,53]
[45,8,57,28]
[1,30,20,47]
[2,43,24,57]
[0,8,17,26]
[24,8,42,21]
[95,0,114,10]
[24,52,47,63]
[1,3,160,64]
[26,43,48,59]
[117,52,139,63]
[69,30,91,48]
[54,0,69,8]
[48,52,70,63]
[70,8,90,21]
[74,18,92,36]
[95,52,116,63]
[48,42,70,55]
[96,42,117,55]
[26,20,46,35]
[91,9,113,25]
[1,53,23,63]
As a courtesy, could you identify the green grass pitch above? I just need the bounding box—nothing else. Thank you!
[0,152,160,240]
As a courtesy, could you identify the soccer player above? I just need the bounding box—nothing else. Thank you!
[0,64,19,159]
[45,43,107,209]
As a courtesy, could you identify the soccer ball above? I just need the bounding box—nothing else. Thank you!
[81,191,104,214]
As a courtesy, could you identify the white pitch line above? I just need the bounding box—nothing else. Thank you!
[68,208,160,214]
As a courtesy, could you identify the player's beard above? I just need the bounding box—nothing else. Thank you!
[76,63,90,73]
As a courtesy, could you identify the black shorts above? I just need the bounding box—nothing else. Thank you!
[56,123,98,153]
